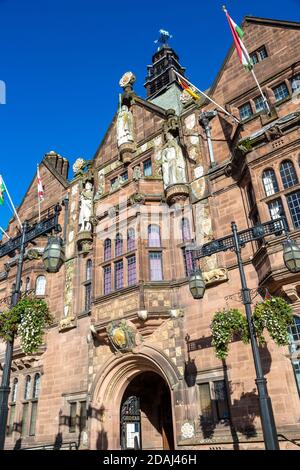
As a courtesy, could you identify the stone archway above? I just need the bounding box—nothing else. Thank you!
[89,346,182,450]
[120,371,174,450]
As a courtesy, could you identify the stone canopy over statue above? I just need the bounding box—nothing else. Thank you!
[161,132,187,189]
[117,103,134,147]
[79,181,93,232]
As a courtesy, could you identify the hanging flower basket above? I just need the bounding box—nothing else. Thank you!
[0,296,54,354]
[211,297,293,360]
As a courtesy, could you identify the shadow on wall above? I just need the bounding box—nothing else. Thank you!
[183,333,276,448]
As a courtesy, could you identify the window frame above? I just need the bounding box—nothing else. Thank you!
[35,275,46,296]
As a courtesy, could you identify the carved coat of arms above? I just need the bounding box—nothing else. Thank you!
[106,320,136,352]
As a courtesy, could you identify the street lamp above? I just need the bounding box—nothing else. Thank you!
[43,235,65,273]
[282,238,300,273]
[188,217,300,451]
[0,204,64,450]
[188,268,206,299]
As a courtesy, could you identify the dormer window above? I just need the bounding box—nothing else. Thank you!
[250,46,268,65]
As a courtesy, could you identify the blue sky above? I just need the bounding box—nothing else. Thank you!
[0,0,300,232]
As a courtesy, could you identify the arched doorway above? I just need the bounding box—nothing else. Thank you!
[120,372,174,450]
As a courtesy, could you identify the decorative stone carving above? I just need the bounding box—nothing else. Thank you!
[73,158,86,175]
[180,89,194,106]
[77,231,93,253]
[59,315,76,332]
[133,165,142,181]
[169,309,184,319]
[137,310,148,321]
[63,260,74,319]
[107,320,137,352]
[181,422,195,439]
[265,124,284,141]
[94,170,105,201]
[161,132,187,189]
[129,193,145,206]
[79,181,93,232]
[119,71,136,89]
[203,268,228,285]
[163,109,179,135]
[165,184,189,206]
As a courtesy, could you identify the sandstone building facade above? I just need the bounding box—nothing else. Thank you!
[0,16,300,450]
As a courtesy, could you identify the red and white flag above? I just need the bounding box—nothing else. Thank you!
[37,166,44,201]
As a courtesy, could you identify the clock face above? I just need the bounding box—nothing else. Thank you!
[119,71,136,88]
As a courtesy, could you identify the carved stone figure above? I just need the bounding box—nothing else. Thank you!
[79,181,93,232]
[161,132,187,189]
[133,165,142,181]
[203,268,228,283]
[117,104,134,147]
[94,171,105,201]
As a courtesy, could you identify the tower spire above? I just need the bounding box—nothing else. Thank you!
[144,29,186,99]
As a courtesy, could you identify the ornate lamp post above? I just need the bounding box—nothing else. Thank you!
[0,205,64,450]
[188,217,300,450]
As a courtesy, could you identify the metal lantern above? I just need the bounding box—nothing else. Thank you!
[282,239,300,273]
[189,269,206,299]
[43,236,65,273]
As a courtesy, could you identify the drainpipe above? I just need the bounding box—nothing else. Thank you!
[62,197,69,244]
[199,111,217,168]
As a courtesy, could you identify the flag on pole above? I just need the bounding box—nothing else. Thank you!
[177,76,201,100]
[223,6,253,71]
[37,166,44,201]
[0,175,5,206]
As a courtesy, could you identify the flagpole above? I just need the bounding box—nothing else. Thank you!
[0,176,22,229]
[0,226,10,239]
[250,69,271,114]
[222,5,271,115]
[37,164,41,222]
[173,69,240,124]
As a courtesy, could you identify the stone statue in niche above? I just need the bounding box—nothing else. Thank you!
[117,104,134,147]
[161,132,187,189]
[79,181,93,232]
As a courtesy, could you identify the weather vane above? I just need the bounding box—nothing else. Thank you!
[154,29,173,49]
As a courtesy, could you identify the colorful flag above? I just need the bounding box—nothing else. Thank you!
[37,166,44,201]
[0,175,5,206]
[223,7,253,71]
[177,76,201,100]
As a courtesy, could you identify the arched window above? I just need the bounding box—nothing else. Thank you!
[25,277,30,293]
[86,259,92,282]
[24,375,31,400]
[127,228,135,252]
[280,160,298,189]
[181,218,192,242]
[104,238,111,261]
[115,233,123,257]
[262,168,279,197]
[12,378,18,403]
[35,276,46,296]
[148,225,161,247]
[33,373,41,399]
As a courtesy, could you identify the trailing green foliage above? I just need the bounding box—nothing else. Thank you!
[211,297,293,359]
[211,308,249,359]
[0,297,53,354]
[252,297,293,347]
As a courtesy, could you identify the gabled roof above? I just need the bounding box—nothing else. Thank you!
[209,15,300,98]
[92,94,167,164]
[12,158,68,225]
